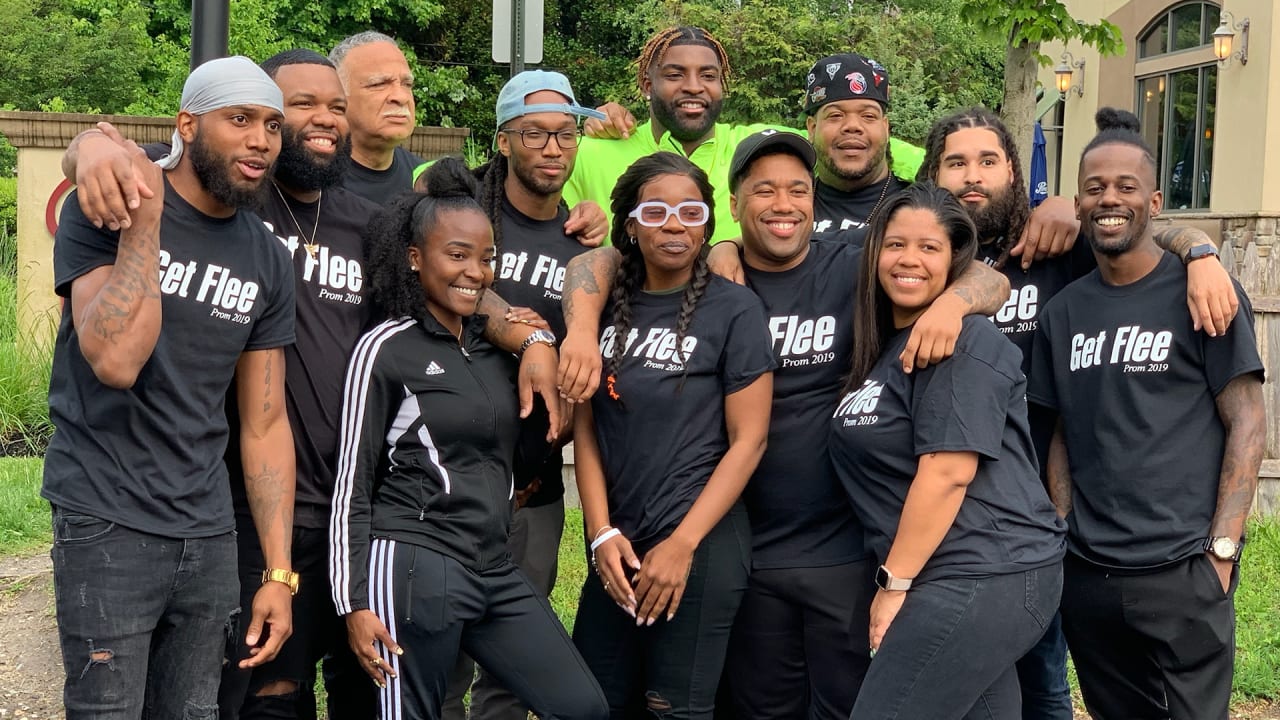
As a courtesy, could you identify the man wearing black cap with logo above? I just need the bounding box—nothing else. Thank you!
[802,53,914,234]
[713,129,1009,720]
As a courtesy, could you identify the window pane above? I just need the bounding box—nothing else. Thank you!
[1171,3,1204,52]
[1138,76,1166,187]
[1166,69,1199,209]
[1198,66,1216,207]
[1202,4,1220,45]
[1141,15,1169,57]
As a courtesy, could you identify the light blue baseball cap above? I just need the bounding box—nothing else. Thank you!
[495,70,606,129]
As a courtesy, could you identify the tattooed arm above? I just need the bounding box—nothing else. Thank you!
[900,260,1010,372]
[477,289,566,437]
[1046,418,1072,519]
[69,153,165,388]
[235,347,296,668]
[1208,374,1266,590]
[558,247,621,401]
[1153,226,1239,336]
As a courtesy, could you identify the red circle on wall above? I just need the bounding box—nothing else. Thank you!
[45,178,75,236]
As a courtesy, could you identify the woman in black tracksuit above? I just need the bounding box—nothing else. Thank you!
[328,158,606,720]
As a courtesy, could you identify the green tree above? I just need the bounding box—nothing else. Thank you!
[960,0,1124,158]
[0,0,153,112]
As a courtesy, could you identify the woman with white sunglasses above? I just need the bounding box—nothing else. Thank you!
[570,152,775,718]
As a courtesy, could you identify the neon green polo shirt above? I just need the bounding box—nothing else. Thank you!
[563,120,925,244]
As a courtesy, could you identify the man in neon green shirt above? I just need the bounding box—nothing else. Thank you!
[562,26,924,243]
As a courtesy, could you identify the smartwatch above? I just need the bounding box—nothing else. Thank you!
[1185,244,1219,264]
[875,565,913,592]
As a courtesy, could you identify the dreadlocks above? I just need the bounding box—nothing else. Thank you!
[634,26,732,98]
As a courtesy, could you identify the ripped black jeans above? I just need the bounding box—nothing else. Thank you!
[50,506,239,720]
[572,507,751,720]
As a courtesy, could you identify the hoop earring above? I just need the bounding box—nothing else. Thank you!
[629,236,637,245]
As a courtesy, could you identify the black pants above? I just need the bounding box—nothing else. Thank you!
[723,559,874,720]
[370,538,606,720]
[573,508,751,720]
[851,565,1062,720]
[1060,552,1237,720]
[220,522,377,720]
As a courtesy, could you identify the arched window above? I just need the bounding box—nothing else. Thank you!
[1136,2,1218,210]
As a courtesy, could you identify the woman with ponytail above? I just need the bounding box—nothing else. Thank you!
[329,157,606,720]
[571,152,775,718]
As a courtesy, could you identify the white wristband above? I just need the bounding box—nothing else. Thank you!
[590,527,622,552]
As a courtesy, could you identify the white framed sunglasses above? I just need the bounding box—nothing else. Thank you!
[627,201,710,227]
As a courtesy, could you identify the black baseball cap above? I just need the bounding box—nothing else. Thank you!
[729,130,817,192]
[804,52,891,115]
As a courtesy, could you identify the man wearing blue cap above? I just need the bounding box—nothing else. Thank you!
[444,69,605,720]
[44,56,298,718]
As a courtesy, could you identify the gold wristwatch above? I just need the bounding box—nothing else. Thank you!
[262,568,301,595]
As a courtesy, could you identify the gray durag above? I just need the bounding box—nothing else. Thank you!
[155,55,285,170]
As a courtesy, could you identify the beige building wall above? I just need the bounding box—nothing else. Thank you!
[1042,0,1276,213]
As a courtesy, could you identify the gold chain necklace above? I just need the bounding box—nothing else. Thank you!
[274,183,322,260]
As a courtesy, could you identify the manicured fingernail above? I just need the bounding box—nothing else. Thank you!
[394,647,404,655]
[646,617,655,626]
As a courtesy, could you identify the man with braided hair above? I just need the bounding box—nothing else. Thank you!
[563,26,924,244]
[441,69,604,720]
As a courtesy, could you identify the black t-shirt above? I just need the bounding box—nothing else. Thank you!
[225,186,380,529]
[830,316,1065,583]
[590,276,775,554]
[742,240,867,569]
[494,197,593,507]
[978,235,1096,374]
[44,177,296,538]
[1028,253,1264,569]
[812,175,911,234]
[341,146,425,204]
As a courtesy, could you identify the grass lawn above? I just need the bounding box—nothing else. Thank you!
[3,460,1277,704]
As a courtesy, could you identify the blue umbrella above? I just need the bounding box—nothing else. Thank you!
[1030,121,1048,208]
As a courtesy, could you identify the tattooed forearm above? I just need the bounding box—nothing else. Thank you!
[562,248,618,327]
[1047,420,1072,519]
[1210,375,1266,538]
[1154,226,1212,260]
[949,260,1011,316]
[262,353,273,413]
[245,461,293,565]
[479,288,526,352]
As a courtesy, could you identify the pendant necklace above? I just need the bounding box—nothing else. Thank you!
[274,183,322,260]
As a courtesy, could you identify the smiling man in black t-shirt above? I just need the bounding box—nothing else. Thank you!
[1028,110,1265,720]
[918,106,1244,720]
[44,57,297,719]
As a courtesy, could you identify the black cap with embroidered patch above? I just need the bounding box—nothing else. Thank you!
[728,129,817,192]
[803,53,891,115]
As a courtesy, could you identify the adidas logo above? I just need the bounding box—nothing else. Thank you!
[425,361,446,376]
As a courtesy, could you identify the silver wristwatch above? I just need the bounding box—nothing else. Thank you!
[518,329,557,354]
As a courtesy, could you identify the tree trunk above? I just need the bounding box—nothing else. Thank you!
[1001,36,1041,170]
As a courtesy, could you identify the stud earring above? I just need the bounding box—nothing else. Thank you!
[410,265,418,271]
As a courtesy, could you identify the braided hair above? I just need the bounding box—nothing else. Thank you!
[846,182,978,391]
[475,155,509,260]
[364,157,487,324]
[604,152,716,400]
[917,107,1030,258]
[635,26,732,99]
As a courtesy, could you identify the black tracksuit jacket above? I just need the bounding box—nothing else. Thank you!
[329,314,519,615]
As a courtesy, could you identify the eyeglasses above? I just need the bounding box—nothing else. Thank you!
[627,201,710,227]
[500,128,581,149]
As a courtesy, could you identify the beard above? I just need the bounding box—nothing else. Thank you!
[959,182,1023,241]
[188,132,271,210]
[274,125,352,192]
[1086,213,1148,256]
[816,142,886,187]
[509,153,568,196]
[651,95,723,144]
